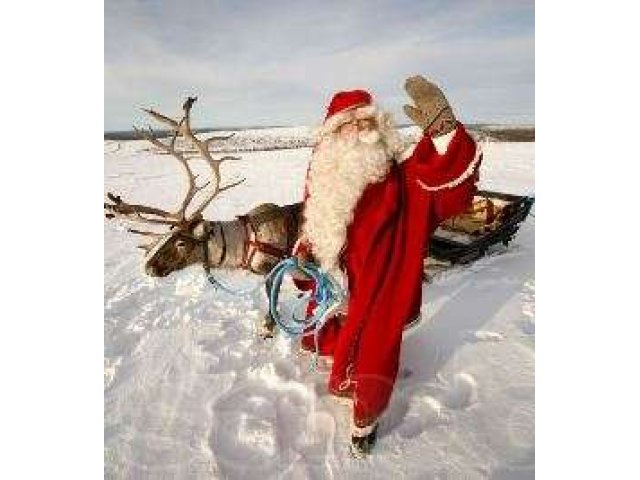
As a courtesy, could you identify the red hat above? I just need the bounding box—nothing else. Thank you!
[325,89,373,121]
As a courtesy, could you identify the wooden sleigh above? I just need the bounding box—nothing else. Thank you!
[428,190,535,266]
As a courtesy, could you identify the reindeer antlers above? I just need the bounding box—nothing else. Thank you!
[104,98,245,233]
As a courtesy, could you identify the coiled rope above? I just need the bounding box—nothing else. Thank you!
[204,257,346,371]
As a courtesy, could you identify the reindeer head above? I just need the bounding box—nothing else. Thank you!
[105,97,244,277]
[140,219,209,277]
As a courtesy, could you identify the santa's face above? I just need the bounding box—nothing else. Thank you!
[318,118,391,186]
[337,117,375,138]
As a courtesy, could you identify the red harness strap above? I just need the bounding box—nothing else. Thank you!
[237,214,291,272]
[247,240,288,260]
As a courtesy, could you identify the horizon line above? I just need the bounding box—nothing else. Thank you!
[104,122,536,135]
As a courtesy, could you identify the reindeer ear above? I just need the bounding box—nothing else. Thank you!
[191,221,208,239]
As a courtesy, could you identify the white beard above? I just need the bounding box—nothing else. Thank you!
[302,127,401,273]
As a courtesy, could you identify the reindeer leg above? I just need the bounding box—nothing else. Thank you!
[259,276,277,339]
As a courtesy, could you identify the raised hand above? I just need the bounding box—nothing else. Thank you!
[403,75,457,137]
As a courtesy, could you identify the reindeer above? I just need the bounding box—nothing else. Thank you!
[104,98,306,337]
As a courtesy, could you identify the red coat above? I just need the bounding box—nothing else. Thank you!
[298,122,480,427]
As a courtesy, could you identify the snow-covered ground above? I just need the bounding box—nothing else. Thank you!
[104,132,534,479]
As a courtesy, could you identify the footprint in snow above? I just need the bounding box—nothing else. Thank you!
[209,379,327,478]
[398,394,448,439]
[443,372,479,410]
[465,330,505,343]
[209,384,281,475]
[291,410,336,462]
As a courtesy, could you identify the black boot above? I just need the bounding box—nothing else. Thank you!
[349,422,379,458]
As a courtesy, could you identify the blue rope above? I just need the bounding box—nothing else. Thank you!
[268,258,346,371]
[205,257,346,371]
[205,270,266,296]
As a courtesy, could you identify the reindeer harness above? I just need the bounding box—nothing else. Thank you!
[236,207,298,272]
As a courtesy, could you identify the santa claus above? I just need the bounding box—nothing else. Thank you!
[293,76,482,457]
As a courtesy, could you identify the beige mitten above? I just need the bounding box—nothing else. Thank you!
[403,75,457,137]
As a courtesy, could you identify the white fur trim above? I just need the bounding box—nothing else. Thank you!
[397,129,456,164]
[432,128,456,155]
[416,141,482,192]
[351,420,377,437]
[316,104,379,139]
[354,104,376,119]
[332,396,353,407]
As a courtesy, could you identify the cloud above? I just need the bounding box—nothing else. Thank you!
[105,0,534,130]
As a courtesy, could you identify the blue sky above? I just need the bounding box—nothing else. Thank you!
[105,0,534,131]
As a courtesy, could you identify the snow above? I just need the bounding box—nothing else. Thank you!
[104,130,534,479]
